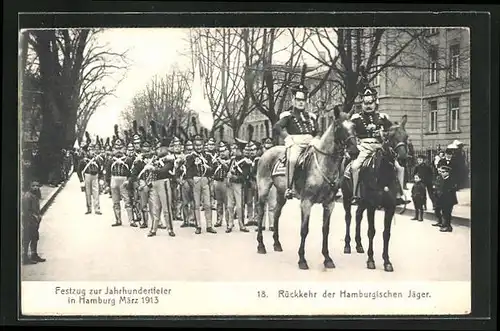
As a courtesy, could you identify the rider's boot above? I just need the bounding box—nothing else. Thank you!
[351,167,361,205]
[285,153,297,199]
[395,165,411,205]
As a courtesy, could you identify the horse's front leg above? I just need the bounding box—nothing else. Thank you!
[366,207,376,270]
[272,194,286,252]
[322,200,336,269]
[382,206,395,272]
[355,205,365,254]
[343,197,352,254]
[298,199,313,270]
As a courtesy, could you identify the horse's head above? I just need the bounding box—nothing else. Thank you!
[385,115,409,163]
[332,106,358,156]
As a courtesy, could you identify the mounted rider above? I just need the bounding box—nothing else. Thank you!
[274,64,321,200]
[349,72,409,206]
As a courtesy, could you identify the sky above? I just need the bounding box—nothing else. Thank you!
[86,28,192,138]
[84,28,331,139]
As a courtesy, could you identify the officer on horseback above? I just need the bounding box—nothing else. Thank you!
[349,74,409,206]
[274,64,320,200]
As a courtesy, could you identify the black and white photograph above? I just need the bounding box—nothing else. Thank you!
[19,23,472,316]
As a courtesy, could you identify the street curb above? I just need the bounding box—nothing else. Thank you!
[396,206,471,227]
[40,172,73,215]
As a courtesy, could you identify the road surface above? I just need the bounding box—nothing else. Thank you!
[22,174,471,282]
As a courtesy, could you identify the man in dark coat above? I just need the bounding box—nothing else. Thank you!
[413,154,435,209]
[22,180,46,264]
[432,165,458,232]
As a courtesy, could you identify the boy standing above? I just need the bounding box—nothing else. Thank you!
[411,174,426,222]
[22,180,46,265]
[432,165,457,232]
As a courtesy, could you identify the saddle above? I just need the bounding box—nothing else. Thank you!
[271,145,314,178]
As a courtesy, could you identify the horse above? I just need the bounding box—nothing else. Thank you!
[255,107,358,270]
[340,119,409,271]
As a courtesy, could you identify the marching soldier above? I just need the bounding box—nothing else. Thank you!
[179,139,196,228]
[244,139,259,226]
[106,136,135,227]
[187,133,216,234]
[204,137,218,211]
[273,64,321,199]
[212,141,231,228]
[226,139,251,233]
[131,134,155,229]
[77,132,104,215]
[170,135,184,221]
[147,134,176,237]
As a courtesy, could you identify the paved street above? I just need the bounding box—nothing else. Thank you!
[22,174,471,282]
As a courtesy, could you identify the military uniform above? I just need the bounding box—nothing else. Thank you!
[226,140,251,233]
[244,141,259,226]
[170,136,184,221]
[148,146,176,237]
[349,83,407,205]
[212,142,231,227]
[106,138,135,227]
[187,134,216,234]
[131,140,155,228]
[77,144,104,214]
[274,83,319,199]
[179,140,196,228]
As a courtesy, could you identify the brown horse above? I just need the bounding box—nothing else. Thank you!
[340,119,409,271]
[255,107,358,270]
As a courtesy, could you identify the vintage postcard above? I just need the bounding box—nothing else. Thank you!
[19,23,471,316]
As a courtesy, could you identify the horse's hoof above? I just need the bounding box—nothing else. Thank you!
[344,246,351,254]
[257,246,267,254]
[273,244,283,252]
[356,246,365,254]
[324,260,336,269]
[298,261,309,270]
[384,263,394,272]
[367,261,376,270]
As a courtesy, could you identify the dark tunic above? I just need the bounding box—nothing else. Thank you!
[350,112,392,139]
[411,181,427,208]
[229,156,252,183]
[155,155,176,180]
[274,108,319,136]
[105,156,134,184]
[433,176,458,207]
[77,157,103,182]
[212,157,231,181]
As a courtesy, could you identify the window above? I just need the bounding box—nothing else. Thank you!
[450,44,460,79]
[429,47,438,84]
[260,124,265,140]
[373,54,381,86]
[320,117,326,133]
[428,100,438,133]
[448,97,460,132]
[219,127,224,140]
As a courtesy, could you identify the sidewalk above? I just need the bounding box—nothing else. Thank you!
[39,172,73,215]
[398,183,471,226]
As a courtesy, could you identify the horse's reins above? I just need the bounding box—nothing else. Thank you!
[311,134,357,189]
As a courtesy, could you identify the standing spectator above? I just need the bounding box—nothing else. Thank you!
[432,165,457,232]
[411,174,426,221]
[434,151,445,176]
[413,154,435,209]
[21,180,46,265]
[404,138,415,189]
[451,140,468,189]
[437,149,455,184]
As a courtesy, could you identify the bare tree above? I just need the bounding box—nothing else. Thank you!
[120,67,192,135]
[189,28,257,138]
[25,28,130,183]
[75,29,130,143]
